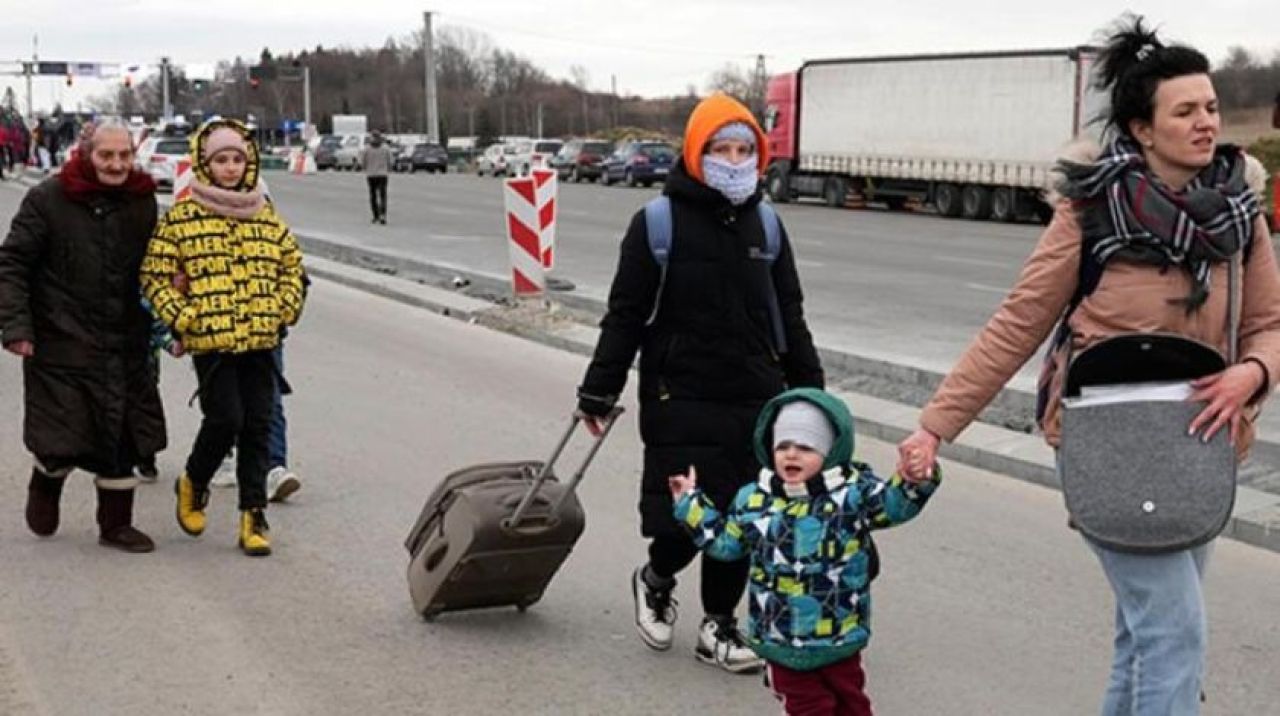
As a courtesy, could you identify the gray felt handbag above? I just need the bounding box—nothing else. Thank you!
[1057,257,1241,554]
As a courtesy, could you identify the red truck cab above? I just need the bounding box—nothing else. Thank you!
[764,72,797,163]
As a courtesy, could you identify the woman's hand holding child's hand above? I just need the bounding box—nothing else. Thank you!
[668,465,697,499]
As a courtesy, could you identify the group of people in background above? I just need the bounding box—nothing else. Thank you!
[0,115,307,558]
[0,109,86,180]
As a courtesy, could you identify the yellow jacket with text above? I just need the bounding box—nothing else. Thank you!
[140,119,304,354]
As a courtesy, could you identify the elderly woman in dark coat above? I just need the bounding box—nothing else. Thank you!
[0,118,166,553]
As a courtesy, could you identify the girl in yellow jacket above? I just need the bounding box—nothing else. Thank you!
[141,118,304,557]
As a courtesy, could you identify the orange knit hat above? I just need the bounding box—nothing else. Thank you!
[682,93,769,184]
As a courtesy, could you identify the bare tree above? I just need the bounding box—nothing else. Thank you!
[706,63,751,101]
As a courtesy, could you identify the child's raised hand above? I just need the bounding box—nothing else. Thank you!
[668,465,697,499]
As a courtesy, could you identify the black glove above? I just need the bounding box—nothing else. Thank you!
[576,388,616,419]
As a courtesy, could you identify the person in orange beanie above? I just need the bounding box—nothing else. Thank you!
[576,93,824,673]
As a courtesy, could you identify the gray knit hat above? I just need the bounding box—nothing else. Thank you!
[772,401,835,458]
[709,121,757,151]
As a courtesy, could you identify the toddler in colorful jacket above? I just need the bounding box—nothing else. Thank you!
[670,387,939,715]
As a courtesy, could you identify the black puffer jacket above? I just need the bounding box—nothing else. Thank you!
[578,159,823,535]
[0,178,166,473]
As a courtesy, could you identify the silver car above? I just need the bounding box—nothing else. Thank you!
[135,136,191,191]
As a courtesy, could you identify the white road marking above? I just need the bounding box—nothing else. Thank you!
[965,282,1010,295]
[936,255,1008,269]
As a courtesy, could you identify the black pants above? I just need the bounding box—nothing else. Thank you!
[186,351,276,509]
[366,176,388,219]
[648,533,751,617]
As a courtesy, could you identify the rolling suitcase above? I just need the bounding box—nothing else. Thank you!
[404,409,622,620]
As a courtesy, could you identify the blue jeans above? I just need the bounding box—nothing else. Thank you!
[1085,537,1211,716]
[267,345,287,469]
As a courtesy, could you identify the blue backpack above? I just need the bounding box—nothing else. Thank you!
[642,196,788,354]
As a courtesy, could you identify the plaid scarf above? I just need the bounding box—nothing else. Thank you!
[1057,136,1259,309]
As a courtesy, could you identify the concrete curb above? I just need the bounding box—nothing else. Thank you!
[308,251,1280,555]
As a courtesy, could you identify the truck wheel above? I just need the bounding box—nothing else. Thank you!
[766,165,791,203]
[961,185,993,221]
[934,183,963,217]
[990,188,1017,222]
[823,177,847,208]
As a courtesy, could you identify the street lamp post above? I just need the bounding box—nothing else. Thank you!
[160,56,172,120]
[303,65,311,137]
[423,11,439,144]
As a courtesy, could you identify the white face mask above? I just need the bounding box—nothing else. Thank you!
[702,154,759,205]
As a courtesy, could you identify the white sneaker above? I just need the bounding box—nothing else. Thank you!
[209,456,236,488]
[631,566,677,651]
[267,466,301,503]
[695,617,764,673]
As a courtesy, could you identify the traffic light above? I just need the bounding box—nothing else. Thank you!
[249,77,261,90]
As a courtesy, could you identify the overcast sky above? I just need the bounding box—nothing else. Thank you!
[3,0,1278,114]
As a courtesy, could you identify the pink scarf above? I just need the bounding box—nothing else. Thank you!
[190,180,266,220]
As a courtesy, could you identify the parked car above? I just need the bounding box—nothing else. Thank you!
[313,134,343,170]
[134,136,191,190]
[550,139,614,183]
[475,144,506,176]
[408,142,448,173]
[332,134,367,171]
[508,139,564,176]
[601,141,677,187]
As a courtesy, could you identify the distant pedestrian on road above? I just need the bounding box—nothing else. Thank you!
[671,388,939,715]
[0,118,165,553]
[576,93,824,674]
[897,17,1280,715]
[142,118,306,558]
[361,130,393,225]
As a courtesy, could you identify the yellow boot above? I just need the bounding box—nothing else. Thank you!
[174,474,209,537]
[238,509,271,557]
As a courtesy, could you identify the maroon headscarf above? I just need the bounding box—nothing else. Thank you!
[58,149,156,204]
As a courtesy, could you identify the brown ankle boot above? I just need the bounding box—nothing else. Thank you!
[96,482,155,553]
[25,468,66,537]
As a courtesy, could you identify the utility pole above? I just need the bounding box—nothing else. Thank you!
[750,53,768,118]
[160,56,172,120]
[26,34,37,120]
[610,74,617,129]
[303,65,311,135]
[423,11,439,144]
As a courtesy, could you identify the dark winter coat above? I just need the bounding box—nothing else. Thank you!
[578,159,824,536]
[0,178,166,474]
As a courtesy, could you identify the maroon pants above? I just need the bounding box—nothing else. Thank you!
[767,653,873,716]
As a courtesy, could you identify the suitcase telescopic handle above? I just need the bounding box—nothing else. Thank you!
[506,407,624,529]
